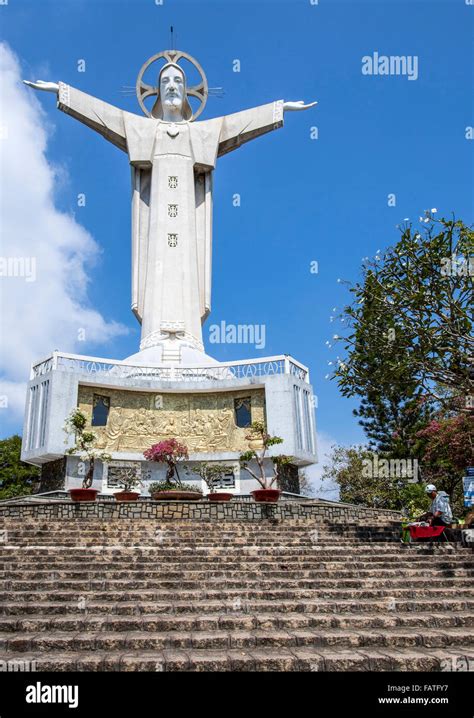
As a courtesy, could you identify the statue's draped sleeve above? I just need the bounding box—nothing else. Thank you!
[217,100,284,157]
[57,85,158,322]
[57,82,127,152]
[122,115,157,324]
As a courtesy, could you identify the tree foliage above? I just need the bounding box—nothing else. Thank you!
[334,215,473,409]
[64,409,111,489]
[239,421,292,489]
[187,462,230,492]
[321,444,430,513]
[416,413,473,515]
[0,435,40,499]
[323,215,473,515]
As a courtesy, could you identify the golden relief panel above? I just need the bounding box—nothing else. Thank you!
[77,386,265,454]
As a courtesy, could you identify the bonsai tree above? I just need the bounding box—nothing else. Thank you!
[143,438,189,488]
[186,462,230,493]
[148,480,202,495]
[64,408,111,489]
[116,466,143,494]
[239,421,292,489]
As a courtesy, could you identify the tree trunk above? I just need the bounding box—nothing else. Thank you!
[83,457,94,489]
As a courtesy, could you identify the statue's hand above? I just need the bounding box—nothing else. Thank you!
[283,100,318,111]
[23,80,59,94]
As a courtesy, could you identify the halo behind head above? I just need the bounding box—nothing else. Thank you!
[136,50,209,121]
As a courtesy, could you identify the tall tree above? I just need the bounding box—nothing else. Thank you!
[334,215,473,410]
[345,271,434,455]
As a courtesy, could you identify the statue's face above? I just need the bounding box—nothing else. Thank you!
[160,66,185,114]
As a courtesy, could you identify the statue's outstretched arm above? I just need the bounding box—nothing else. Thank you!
[218,99,317,157]
[218,100,284,157]
[23,79,127,153]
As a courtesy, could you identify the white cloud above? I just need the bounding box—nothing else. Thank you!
[0,43,127,426]
[302,432,340,500]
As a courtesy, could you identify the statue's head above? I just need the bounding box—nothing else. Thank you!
[151,62,193,121]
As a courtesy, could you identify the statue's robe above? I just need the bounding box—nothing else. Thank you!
[57,83,284,360]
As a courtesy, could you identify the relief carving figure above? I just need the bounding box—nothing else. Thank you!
[103,408,125,452]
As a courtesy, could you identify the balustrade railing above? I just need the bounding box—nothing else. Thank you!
[31,352,309,383]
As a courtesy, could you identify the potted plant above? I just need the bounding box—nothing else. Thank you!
[239,421,292,502]
[148,480,202,501]
[64,408,111,502]
[187,462,234,501]
[144,439,203,500]
[114,466,142,502]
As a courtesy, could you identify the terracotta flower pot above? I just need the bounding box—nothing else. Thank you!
[114,491,140,502]
[207,492,233,502]
[69,488,98,502]
[151,491,202,501]
[251,489,281,503]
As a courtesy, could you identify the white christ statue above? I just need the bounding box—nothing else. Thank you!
[24,59,316,364]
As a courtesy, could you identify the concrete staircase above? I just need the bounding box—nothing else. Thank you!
[1,517,473,671]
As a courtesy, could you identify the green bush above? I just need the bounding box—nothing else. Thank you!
[0,435,40,500]
[149,481,202,494]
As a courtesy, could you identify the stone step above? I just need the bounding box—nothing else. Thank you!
[5,566,473,580]
[0,527,453,536]
[2,586,472,604]
[4,566,471,582]
[5,610,474,633]
[0,544,466,567]
[5,543,407,549]
[2,537,408,551]
[1,527,400,535]
[5,576,472,591]
[0,592,474,616]
[3,536,402,542]
[1,525,400,533]
[1,546,466,557]
[0,550,465,564]
[3,597,472,616]
[0,561,473,580]
[2,610,473,633]
[1,647,471,671]
[0,535,401,543]
[2,625,471,653]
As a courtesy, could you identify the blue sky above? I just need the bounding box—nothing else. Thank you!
[1,0,473,459]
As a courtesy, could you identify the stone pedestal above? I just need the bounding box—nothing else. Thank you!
[21,352,317,496]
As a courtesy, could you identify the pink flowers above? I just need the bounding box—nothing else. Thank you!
[416,415,473,474]
[144,439,189,464]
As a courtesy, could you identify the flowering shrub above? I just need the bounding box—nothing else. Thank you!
[415,413,473,515]
[143,439,189,484]
[416,415,473,477]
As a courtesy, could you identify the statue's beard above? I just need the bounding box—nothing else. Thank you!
[163,97,183,112]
